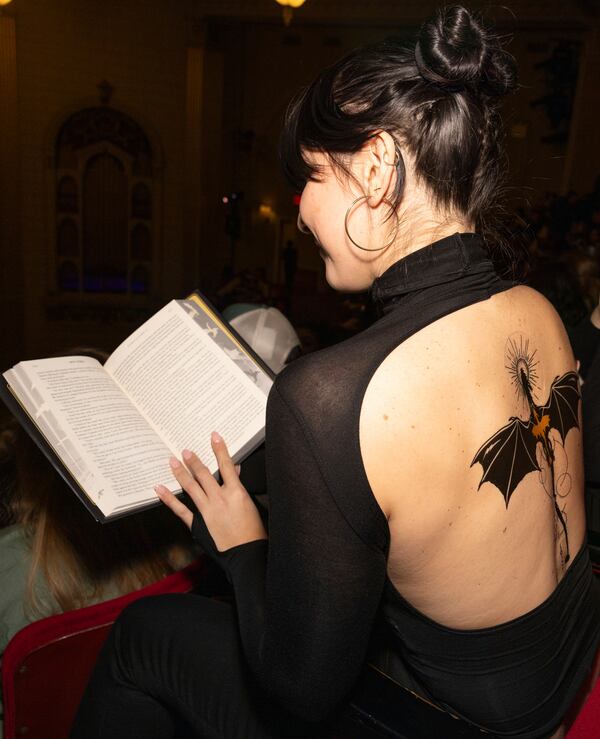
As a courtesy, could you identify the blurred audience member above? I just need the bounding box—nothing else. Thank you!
[223,303,302,374]
[216,268,271,308]
[582,345,600,486]
[571,252,600,312]
[223,304,302,499]
[0,349,197,657]
[569,275,600,381]
[522,182,600,336]
[527,259,588,330]
[0,420,195,644]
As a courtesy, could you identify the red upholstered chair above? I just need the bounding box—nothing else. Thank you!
[564,644,600,739]
[565,679,600,739]
[1,558,204,739]
[2,552,597,739]
[566,675,600,739]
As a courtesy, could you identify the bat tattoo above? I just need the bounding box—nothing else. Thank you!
[471,337,581,564]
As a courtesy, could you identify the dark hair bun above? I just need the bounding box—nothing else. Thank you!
[415,5,516,97]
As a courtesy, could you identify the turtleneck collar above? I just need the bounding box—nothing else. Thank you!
[369,232,497,315]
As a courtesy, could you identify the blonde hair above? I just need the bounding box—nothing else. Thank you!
[3,349,194,616]
[9,429,193,616]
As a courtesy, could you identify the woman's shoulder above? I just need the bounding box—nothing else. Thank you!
[0,526,40,602]
[270,351,331,424]
[361,282,578,478]
[367,284,573,399]
[484,283,574,354]
[272,329,368,405]
[0,524,30,560]
[504,282,567,317]
[0,525,35,651]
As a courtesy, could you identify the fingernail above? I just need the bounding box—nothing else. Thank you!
[169,456,181,469]
[154,484,164,496]
[211,431,223,443]
[182,449,193,461]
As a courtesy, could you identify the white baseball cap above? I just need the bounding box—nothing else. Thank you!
[223,304,301,374]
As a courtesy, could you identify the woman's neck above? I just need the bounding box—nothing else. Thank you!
[376,217,475,278]
[369,173,475,280]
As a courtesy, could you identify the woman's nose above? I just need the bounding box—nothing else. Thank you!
[297,213,311,235]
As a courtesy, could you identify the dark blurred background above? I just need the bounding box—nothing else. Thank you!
[0,0,599,369]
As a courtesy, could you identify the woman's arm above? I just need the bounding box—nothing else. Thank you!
[159,382,388,721]
[245,383,388,719]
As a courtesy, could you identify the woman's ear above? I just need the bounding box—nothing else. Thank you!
[359,131,398,208]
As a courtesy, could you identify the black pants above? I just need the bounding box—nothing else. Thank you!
[71,594,320,739]
[70,593,489,739]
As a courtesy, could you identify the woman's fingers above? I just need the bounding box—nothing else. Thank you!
[159,434,237,522]
[155,484,193,529]
[210,432,238,484]
[169,455,212,509]
[157,434,262,551]
[181,449,220,495]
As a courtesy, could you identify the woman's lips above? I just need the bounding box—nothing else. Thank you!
[315,238,327,259]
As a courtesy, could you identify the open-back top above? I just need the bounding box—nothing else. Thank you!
[195,233,600,738]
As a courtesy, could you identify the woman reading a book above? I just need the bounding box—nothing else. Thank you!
[73,6,600,738]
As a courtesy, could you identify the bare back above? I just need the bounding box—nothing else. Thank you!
[361,285,585,629]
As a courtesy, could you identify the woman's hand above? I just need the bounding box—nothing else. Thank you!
[155,432,267,552]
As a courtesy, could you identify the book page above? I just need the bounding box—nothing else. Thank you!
[4,357,178,512]
[180,296,273,397]
[105,301,271,472]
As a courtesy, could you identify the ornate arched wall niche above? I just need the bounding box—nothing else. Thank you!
[53,107,157,298]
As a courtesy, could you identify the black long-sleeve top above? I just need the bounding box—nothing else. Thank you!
[194,233,600,738]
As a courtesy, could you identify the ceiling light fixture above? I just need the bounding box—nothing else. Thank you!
[274,0,307,26]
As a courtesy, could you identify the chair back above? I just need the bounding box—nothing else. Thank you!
[566,681,600,738]
[2,558,204,739]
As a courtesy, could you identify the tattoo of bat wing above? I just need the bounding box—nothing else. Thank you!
[540,371,580,442]
[470,371,581,506]
[470,417,540,506]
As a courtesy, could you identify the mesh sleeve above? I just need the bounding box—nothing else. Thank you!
[223,383,388,721]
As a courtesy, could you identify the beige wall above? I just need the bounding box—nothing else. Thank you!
[564,25,600,196]
[0,15,23,367]
[2,0,189,365]
[0,0,598,368]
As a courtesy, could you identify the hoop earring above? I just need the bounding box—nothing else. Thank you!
[344,194,399,252]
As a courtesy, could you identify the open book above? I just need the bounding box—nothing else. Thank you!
[1,294,274,522]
